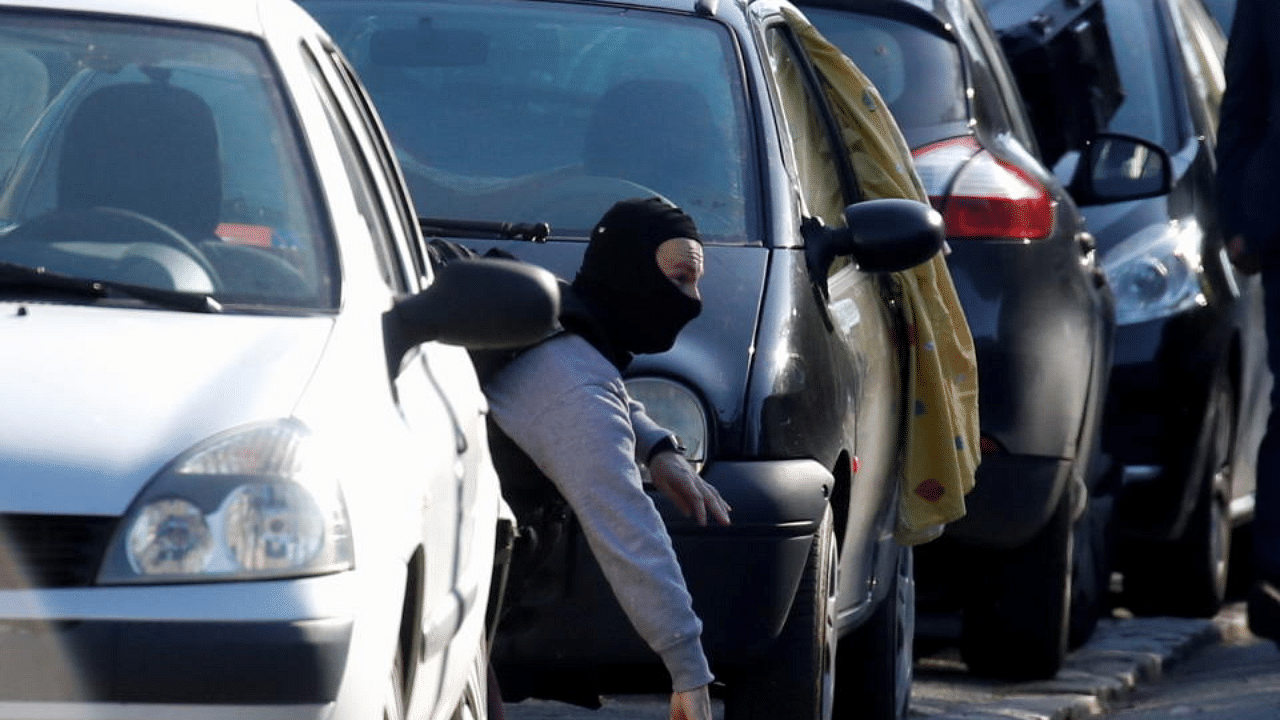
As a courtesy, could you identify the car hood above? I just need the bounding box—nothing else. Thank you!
[0,302,335,516]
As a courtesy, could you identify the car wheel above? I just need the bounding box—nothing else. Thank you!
[724,506,837,720]
[1069,491,1115,649]
[960,490,1072,680]
[1123,371,1234,618]
[833,546,914,720]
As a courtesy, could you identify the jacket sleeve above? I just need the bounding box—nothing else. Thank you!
[1216,0,1272,252]
[485,345,714,692]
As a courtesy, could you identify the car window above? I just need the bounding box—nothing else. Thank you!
[301,41,405,292]
[762,25,851,227]
[803,8,968,149]
[0,12,338,310]
[304,0,757,244]
[1098,0,1184,150]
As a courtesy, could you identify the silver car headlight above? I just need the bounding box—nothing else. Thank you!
[97,419,354,584]
[625,377,709,471]
[1101,218,1207,326]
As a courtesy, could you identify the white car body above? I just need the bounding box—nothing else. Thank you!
[0,1,552,718]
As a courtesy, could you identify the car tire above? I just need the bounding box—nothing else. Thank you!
[1122,371,1234,618]
[833,546,914,720]
[724,506,837,720]
[960,490,1072,681]
[1069,491,1115,649]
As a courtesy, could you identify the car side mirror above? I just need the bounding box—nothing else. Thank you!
[384,257,560,370]
[804,197,945,280]
[1069,132,1172,206]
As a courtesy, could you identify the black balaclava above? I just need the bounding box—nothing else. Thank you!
[567,197,703,368]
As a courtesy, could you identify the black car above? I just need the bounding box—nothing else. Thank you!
[796,0,1167,680]
[983,0,1268,618]
[303,0,954,718]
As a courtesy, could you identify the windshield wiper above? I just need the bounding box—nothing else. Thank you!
[418,217,551,242]
[0,261,222,313]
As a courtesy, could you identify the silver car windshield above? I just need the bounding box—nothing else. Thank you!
[0,12,338,310]
[306,0,757,244]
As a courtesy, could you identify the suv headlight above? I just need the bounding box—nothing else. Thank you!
[97,419,353,584]
[625,377,709,471]
[1101,218,1207,326]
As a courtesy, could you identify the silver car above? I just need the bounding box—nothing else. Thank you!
[0,1,556,718]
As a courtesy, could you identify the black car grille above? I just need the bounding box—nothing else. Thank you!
[0,514,117,588]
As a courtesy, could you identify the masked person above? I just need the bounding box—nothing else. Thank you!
[482,197,731,720]
[1216,0,1280,644]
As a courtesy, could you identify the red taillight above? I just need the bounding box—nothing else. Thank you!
[912,138,1055,240]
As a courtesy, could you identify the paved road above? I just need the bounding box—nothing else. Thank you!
[502,606,1233,720]
[1101,608,1280,720]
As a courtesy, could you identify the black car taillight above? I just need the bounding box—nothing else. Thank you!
[912,137,1054,240]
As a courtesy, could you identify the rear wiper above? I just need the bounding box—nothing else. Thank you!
[0,261,222,313]
[418,217,551,242]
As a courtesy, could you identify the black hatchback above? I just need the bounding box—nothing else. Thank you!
[983,0,1268,619]
[303,0,956,718]
[798,0,1173,680]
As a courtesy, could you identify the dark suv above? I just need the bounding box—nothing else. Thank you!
[302,0,951,718]
[983,0,1268,618]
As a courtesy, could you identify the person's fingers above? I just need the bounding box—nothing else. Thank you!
[705,482,732,526]
[687,477,708,526]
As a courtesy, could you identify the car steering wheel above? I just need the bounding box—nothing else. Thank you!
[7,206,223,288]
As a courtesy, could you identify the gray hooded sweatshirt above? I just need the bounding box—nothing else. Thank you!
[483,332,713,693]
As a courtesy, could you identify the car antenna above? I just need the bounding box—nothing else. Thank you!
[695,0,718,16]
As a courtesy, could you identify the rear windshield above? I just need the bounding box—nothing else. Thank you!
[305,0,757,243]
[1098,0,1182,151]
[804,7,968,148]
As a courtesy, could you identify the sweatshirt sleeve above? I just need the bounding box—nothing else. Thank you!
[629,396,675,465]
[484,337,714,692]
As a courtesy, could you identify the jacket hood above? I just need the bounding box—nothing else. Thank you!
[0,302,333,515]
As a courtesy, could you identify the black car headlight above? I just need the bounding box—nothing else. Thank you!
[625,377,709,471]
[1101,218,1206,326]
[97,419,354,584]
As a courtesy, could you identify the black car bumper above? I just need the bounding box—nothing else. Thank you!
[1106,312,1221,541]
[937,453,1074,550]
[0,617,351,703]
[493,458,832,674]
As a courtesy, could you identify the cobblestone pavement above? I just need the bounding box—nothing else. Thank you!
[502,604,1236,720]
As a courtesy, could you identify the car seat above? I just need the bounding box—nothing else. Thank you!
[582,79,734,211]
[57,81,222,241]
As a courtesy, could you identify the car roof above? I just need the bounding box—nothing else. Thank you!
[796,0,954,36]
[0,0,287,36]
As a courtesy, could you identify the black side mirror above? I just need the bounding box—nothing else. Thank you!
[1069,132,1173,206]
[384,257,559,371]
[804,197,945,280]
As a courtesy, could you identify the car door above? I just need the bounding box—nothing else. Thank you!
[759,19,907,611]
[301,35,489,687]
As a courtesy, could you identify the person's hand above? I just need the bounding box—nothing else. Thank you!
[648,451,731,526]
[670,685,713,720]
[1228,234,1262,275]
